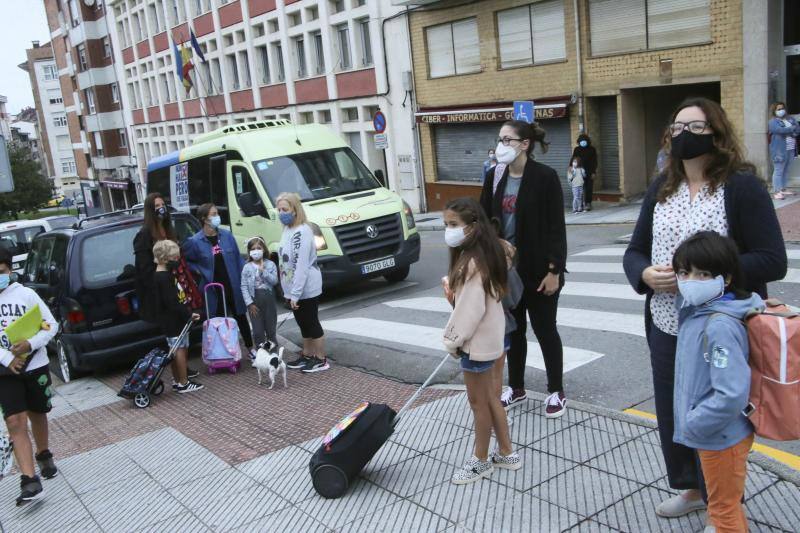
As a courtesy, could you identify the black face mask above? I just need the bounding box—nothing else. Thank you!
[167,260,180,271]
[670,130,714,161]
[156,206,168,220]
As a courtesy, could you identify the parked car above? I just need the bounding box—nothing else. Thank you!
[0,216,80,275]
[22,209,202,382]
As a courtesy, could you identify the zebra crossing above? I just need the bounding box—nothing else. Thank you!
[317,243,800,379]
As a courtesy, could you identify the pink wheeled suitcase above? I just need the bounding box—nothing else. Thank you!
[202,283,242,374]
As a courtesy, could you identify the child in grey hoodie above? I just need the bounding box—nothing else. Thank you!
[672,231,763,533]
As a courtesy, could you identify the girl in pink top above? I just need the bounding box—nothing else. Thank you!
[442,197,522,485]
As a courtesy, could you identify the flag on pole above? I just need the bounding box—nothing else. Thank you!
[172,39,183,81]
[180,44,195,94]
[190,30,206,63]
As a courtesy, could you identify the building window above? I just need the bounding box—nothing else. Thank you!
[148,4,161,33]
[336,24,352,70]
[257,45,270,84]
[119,129,127,148]
[357,18,373,67]
[227,53,240,89]
[47,89,63,104]
[68,0,80,27]
[425,18,480,78]
[317,109,332,123]
[111,82,120,103]
[273,43,286,82]
[342,107,359,122]
[312,31,326,75]
[330,0,345,13]
[94,132,104,157]
[77,44,88,71]
[103,37,112,58]
[85,88,96,114]
[239,50,251,88]
[211,57,223,92]
[497,1,566,69]
[588,0,711,56]
[133,12,144,41]
[53,114,67,127]
[354,0,366,6]
[191,0,210,17]
[168,0,183,26]
[299,111,314,124]
[43,64,58,80]
[61,158,77,174]
[294,37,307,78]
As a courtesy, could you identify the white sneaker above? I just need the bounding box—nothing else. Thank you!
[491,450,522,471]
[451,456,493,485]
[655,493,706,518]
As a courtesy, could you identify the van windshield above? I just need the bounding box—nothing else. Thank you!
[253,148,381,203]
[0,226,46,257]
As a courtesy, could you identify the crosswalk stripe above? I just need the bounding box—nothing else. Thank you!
[573,247,627,257]
[789,250,800,260]
[566,262,625,274]
[561,281,645,301]
[322,317,604,373]
[385,297,645,338]
[781,268,800,284]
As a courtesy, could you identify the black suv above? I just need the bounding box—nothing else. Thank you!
[22,210,201,382]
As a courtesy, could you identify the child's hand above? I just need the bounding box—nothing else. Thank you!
[191,313,201,322]
[10,341,31,357]
[248,304,259,317]
[7,356,25,374]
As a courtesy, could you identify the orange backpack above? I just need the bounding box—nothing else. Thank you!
[743,300,800,441]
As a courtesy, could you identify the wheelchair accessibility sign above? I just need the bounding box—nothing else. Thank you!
[513,101,535,124]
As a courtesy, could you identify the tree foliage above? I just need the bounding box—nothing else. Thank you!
[0,143,53,217]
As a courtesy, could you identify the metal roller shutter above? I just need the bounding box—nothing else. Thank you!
[598,97,620,192]
[434,123,498,183]
[532,118,572,207]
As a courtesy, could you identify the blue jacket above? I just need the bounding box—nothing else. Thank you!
[768,116,799,161]
[182,229,246,316]
[673,292,764,451]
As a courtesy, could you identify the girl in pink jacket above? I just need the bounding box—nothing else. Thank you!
[442,197,522,485]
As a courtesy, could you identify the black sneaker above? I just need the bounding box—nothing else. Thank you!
[16,475,44,506]
[35,450,58,479]
[286,353,311,369]
[187,367,200,379]
[175,381,205,394]
[301,357,330,374]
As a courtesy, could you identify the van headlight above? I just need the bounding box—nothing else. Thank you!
[402,201,416,229]
[309,222,328,251]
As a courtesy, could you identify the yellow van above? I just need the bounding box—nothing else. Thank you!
[146,120,420,286]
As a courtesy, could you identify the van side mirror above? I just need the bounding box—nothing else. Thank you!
[374,169,386,188]
[238,192,268,218]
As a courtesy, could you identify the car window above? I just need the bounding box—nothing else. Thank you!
[23,226,46,243]
[25,238,55,285]
[232,166,263,210]
[49,237,68,286]
[0,232,22,256]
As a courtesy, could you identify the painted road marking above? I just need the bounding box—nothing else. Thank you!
[780,268,800,284]
[385,297,645,338]
[561,282,645,301]
[566,262,625,274]
[322,317,604,373]
[573,247,627,257]
[624,409,800,471]
[788,250,800,260]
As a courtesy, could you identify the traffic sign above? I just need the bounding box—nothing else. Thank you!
[0,137,14,193]
[374,133,388,150]
[373,111,387,134]
[513,101,535,124]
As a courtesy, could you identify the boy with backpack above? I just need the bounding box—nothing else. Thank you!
[0,248,59,505]
[671,231,763,533]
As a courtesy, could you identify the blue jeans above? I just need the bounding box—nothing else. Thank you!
[771,150,792,192]
[572,186,584,212]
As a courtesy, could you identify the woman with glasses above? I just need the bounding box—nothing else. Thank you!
[623,97,786,520]
[479,120,568,418]
[768,102,799,200]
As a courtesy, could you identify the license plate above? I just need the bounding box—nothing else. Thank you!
[361,257,395,275]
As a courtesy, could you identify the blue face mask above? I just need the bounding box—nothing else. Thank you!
[579,140,588,148]
[0,274,10,290]
[677,275,725,307]
[279,212,295,226]
[208,215,221,229]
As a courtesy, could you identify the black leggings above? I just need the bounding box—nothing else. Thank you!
[508,287,564,393]
[292,297,324,339]
[584,176,594,205]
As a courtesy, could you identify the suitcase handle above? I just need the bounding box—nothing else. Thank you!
[204,283,229,319]
[393,352,453,426]
[167,319,195,359]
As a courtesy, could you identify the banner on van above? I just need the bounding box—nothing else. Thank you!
[170,162,190,212]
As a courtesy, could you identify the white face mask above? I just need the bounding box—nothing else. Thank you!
[444,226,467,248]
[249,249,264,261]
[677,275,725,307]
[495,143,519,165]
[776,109,787,118]
[572,162,578,168]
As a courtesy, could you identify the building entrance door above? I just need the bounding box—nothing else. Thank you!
[785,46,800,114]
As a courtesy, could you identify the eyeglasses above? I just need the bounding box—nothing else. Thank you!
[495,137,523,146]
[669,121,711,137]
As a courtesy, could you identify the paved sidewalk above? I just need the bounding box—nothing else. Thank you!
[2,372,799,531]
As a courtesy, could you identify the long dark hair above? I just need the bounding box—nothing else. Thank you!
[672,231,749,299]
[143,192,176,242]
[658,97,757,202]
[502,120,549,156]
[445,197,507,300]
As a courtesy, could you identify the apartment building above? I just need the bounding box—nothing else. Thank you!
[401,0,789,211]
[19,41,82,198]
[43,0,141,213]
[106,0,424,212]
[0,96,11,141]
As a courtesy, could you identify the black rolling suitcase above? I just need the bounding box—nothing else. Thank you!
[309,353,452,499]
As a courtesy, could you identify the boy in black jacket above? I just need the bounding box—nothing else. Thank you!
[152,240,203,394]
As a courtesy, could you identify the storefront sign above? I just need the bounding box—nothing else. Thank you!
[99,180,129,190]
[170,162,190,212]
[416,105,567,124]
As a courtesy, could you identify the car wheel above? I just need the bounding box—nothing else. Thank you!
[54,339,86,384]
[383,265,410,283]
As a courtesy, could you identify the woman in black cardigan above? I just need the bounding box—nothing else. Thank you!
[480,120,568,417]
[624,97,786,519]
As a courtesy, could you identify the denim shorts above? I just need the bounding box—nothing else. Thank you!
[458,350,495,373]
[166,335,189,350]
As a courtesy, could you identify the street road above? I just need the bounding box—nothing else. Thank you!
[281,225,800,457]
